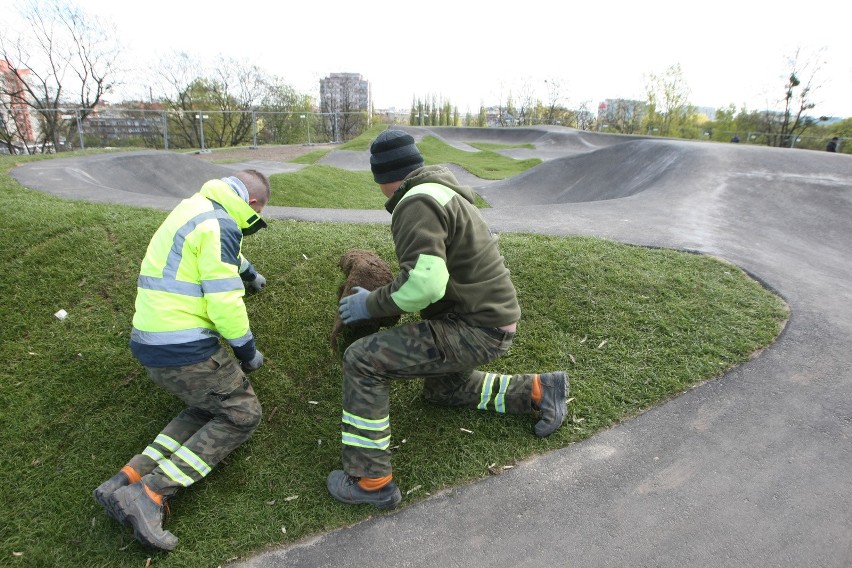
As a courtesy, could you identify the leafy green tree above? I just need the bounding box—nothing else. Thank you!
[429,94,438,125]
[827,117,852,138]
[709,104,738,142]
[644,63,697,137]
[409,97,417,125]
[442,101,452,126]
[257,80,313,145]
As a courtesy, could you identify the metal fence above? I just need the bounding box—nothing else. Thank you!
[703,130,846,153]
[4,108,371,154]
[4,107,847,155]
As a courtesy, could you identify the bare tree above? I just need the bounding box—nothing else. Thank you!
[207,56,267,147]
[543,78,564,125]
[774,47,824,148]
[153,52,272,149]
[319,79,367,142]
[515,77,535,126]
[153,53,203,148]
[576,100,595,130]
[0,0,121,152]
[611,99,645,134]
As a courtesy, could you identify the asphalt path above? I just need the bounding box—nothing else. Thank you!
[11,126,852,567]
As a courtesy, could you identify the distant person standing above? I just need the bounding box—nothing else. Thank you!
[826,137,839,152]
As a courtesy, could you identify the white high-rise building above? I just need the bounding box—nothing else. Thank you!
[320,73,371,113]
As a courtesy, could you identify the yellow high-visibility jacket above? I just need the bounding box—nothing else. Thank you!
[130,178,266,367]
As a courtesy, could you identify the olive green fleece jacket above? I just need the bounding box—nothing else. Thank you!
[365,165,521,328]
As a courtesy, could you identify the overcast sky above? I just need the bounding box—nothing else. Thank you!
[11,0,852,118]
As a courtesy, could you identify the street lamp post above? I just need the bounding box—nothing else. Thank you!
[195,114,208,151]
[162,111,169,150]
[300,114,311,145]
[75,110,84,150]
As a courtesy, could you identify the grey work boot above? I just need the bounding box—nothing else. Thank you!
[326,470,402,509]
[534,371,569,437]
[109,482,178,551]
[93,470,132,525]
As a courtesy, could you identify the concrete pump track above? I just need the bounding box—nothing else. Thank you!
[12,126,852,567]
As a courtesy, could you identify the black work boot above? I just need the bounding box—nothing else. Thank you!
[326,470,401,509]
[93,469,132,525]
[534,371,569,437]
[109,482,178,551]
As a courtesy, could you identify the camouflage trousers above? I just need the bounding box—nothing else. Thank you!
[127,347,262,496]
[340,315,534,478]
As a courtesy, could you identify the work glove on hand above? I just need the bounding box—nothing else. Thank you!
[241,271,266,294]
[338,286,371,325]
[240,350,264,373]
[245,272,266,293]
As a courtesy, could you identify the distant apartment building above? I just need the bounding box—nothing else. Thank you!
[598,99,646,122]
[319,73,371,113]
[84,102,164,145]
[597,99,646,133]
[0,61,37,153]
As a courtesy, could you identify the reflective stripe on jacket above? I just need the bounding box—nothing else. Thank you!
[366,166,521,328]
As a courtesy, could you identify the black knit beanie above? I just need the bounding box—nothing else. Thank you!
[369,130,424,183]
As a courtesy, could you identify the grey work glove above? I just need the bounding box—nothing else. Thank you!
[240,350,264,373]
[244,272,266,293]
[338,286,371,325]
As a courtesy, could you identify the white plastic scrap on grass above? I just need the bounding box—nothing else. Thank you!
[55,309,68,320]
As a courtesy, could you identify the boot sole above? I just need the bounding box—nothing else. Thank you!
[111,493,178,551]
[535,372,569,437]
[93,488,128,525]
[326,473,402,509]
[331,488,402,509]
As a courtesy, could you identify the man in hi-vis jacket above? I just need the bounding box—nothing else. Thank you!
[94,169,270,551]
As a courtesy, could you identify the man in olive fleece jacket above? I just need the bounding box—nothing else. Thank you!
[327,130,568,509]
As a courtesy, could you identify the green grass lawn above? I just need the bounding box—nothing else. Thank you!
[468,141,536,152]
[267,165,385,208]
[268,130,533,208]
[0,150,788,568]
[418,135,541,179]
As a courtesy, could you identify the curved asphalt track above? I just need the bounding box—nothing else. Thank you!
[11,126,852,567]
